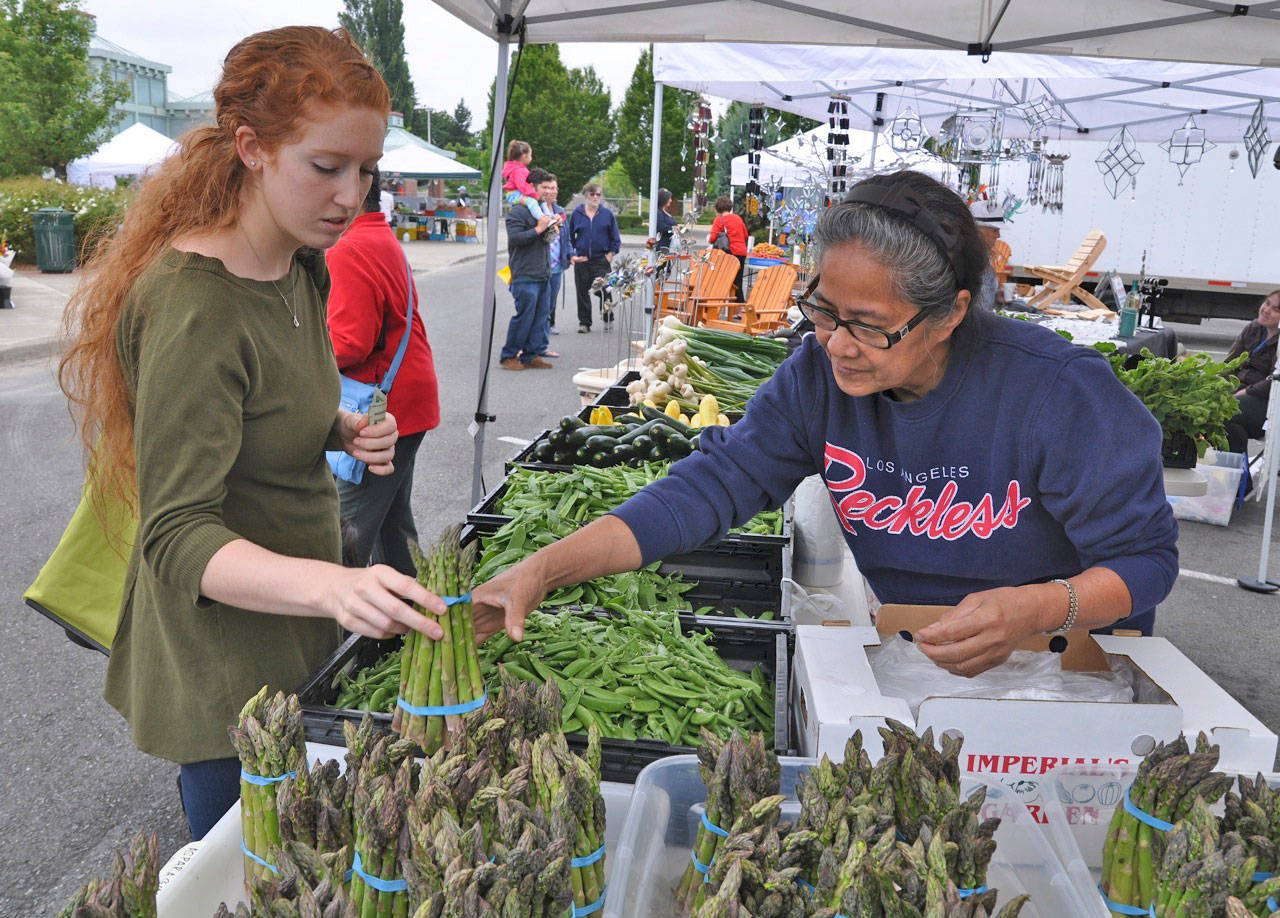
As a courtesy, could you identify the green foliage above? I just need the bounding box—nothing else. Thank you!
[338,0,415,118]
[482,44,614,202]
[614,45,697,201]
[601,159,636,199]
[0,0,129,178]
[1095,342,1248,454]
[712,102,819,198]
[407,99,474,150]
[0,176,132,264]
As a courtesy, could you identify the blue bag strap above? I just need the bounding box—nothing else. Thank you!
[378,256,416,395]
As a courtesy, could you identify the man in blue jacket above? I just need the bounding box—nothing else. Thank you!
[540,173,572,342]
[499,167,556,370]
[568,182,621,333]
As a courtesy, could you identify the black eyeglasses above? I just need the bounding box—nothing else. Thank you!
[796,275,937,350]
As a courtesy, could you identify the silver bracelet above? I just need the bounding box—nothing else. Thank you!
[1047,578,1079,635]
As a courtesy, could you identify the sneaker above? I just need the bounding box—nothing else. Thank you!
[578,325,590,334]
[525,357,554,369]
[549,325,560,335]
[499,357,524,371]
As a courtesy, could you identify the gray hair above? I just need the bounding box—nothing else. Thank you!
[813,171,989,328]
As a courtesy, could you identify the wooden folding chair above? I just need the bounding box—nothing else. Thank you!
[696,262,800,334]
[989,238,1012,287]
[1024,230,1111,315]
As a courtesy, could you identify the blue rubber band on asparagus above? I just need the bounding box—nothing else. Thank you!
[441,592,471,605]
[690,850,713,883]
[395,691,487,717]
[240,840,279,874]
[1123,784,1174,832]
[1269,896,1278,913]
[571,885,607,917]
[957,885,989,898]
[1097,883,1151,916]
[350,850,407,893]
[240,769,296,786]
[701,810,729,838]
[570,843,606,868]
[1257,871,1276,882]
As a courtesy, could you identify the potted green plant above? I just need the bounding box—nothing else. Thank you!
[1095,343,1246,468]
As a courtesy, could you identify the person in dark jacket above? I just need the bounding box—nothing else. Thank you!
[1223,290,1280,453]
[499,167,556,370]
[568,182,621,333]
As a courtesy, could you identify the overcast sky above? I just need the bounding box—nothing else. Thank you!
[81,0,645,121]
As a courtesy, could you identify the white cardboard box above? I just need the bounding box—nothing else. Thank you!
[792,614,1276,824]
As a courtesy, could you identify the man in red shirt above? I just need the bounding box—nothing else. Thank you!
[327,168,440,575]
[708,194,749,302]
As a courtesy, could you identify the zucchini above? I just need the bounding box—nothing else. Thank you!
[584,434,622,452]
[628,434,654,455]
[559,415,586,433]
[608,444,635,464]
[531,441,557,463]
[565,424,629,448]
[617,418,664,444]
[666,437,693,459]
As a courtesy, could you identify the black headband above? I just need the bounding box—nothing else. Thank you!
[842,184,965,285]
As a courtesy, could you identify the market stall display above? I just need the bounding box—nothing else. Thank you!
[58,831,158,918]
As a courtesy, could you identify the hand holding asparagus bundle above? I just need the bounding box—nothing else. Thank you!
[392,525,485,753]
[57,831,158,918]
[230,686,307,887]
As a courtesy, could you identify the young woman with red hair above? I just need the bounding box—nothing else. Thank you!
[58,26,445,838]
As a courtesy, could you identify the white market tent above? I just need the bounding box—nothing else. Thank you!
[728,126,948,188]
[428,0,1280,502]
[67,122,178,189]
[379,143,481,181]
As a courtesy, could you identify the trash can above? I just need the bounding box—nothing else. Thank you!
[31,207,76,273]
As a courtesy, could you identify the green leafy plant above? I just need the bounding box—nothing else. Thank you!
[1095,342,1247,456]
[0,176,132,265]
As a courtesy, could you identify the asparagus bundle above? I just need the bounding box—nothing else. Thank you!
[214,839,354,918]
[675,729,782,913]
[349,759,414,917]
[1149,797,1258,917]
[392,525,485,753]
[692,794,811,917]
[229,686,307,888]
[57,831,158,918]
[1100,733,1232,915]
[276,758,354,856]
[1223,773,1280,881]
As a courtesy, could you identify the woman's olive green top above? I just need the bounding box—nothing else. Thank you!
[105,247,343,763]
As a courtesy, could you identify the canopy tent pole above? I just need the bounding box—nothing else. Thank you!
[644,80,664,343]
[470,6,514,504]
[1239,360,1280,593]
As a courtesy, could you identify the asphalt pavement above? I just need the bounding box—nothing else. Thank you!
[3,247,1279,914]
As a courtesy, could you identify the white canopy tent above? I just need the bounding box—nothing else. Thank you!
[728,126,948,188]
[378,143,481,181]
[655,43,1280,143]
[429,0,1280,504]
[67,122,178,189]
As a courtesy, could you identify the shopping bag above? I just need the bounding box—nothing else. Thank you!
[326,375,380,485]
[23,476,136,654]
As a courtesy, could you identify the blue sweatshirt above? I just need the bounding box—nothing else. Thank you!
[612,315,1178,634]
[568,204,621,260]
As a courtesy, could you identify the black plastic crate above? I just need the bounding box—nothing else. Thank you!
[467,476,792,549]
[590,383,633,408]
[295,615,791,784]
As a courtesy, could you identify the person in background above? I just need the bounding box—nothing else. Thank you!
[502,139,556,227]
[499,166,556,371]
[540,172,571,346]
[708,194,749,302]
[649,187,679,252]
[569,182,621,333]
[1223,290,1280,454]
[379,181,394,224]
[968,198,1006,307]
[56,26,445,840]
[472,170,1177,679]
[326,166,440,574]
[454,186,470,209]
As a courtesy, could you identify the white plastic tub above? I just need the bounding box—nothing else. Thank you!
[606,754,1095,918]
[157,742,633,916]
[571,359,640,405]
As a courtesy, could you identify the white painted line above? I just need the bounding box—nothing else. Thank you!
[1178,568,1238,586]
[497,436,531,447]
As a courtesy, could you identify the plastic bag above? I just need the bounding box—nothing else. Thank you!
[792,474,845,587]
[0,260,12,285]
[867,634,1135,718]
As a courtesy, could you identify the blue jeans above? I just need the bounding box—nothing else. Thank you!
[548,269,563,331]
[337,430,425,576]
[179,756,241,840]
[500,275,551,362]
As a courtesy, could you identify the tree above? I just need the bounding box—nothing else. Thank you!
[615,46,697,202]
[338,0,415,119]
[482,44,613,200]
[0,0,128,178]
[407,99,473,150]
[712,102,820,198]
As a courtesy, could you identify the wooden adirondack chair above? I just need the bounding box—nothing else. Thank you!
[989,238,1012,286]
[1024,230,1111,315]
[657,248,740,323]
[696,262,800,334]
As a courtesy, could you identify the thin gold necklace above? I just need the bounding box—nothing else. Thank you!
[241,226,299,327]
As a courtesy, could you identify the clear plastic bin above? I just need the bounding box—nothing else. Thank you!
[157,742,633,915]
[606,754,1095,918]
[1167,449,1247,527]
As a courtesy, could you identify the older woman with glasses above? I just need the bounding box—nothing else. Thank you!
[472,170,1177,677]
[568,182,621,333]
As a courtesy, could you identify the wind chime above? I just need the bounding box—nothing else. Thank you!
[1026,140,1045,205]
[744,106,765,218]
[1043,154,1069,212]
[827,95,851,201]
[690,98,712,213]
